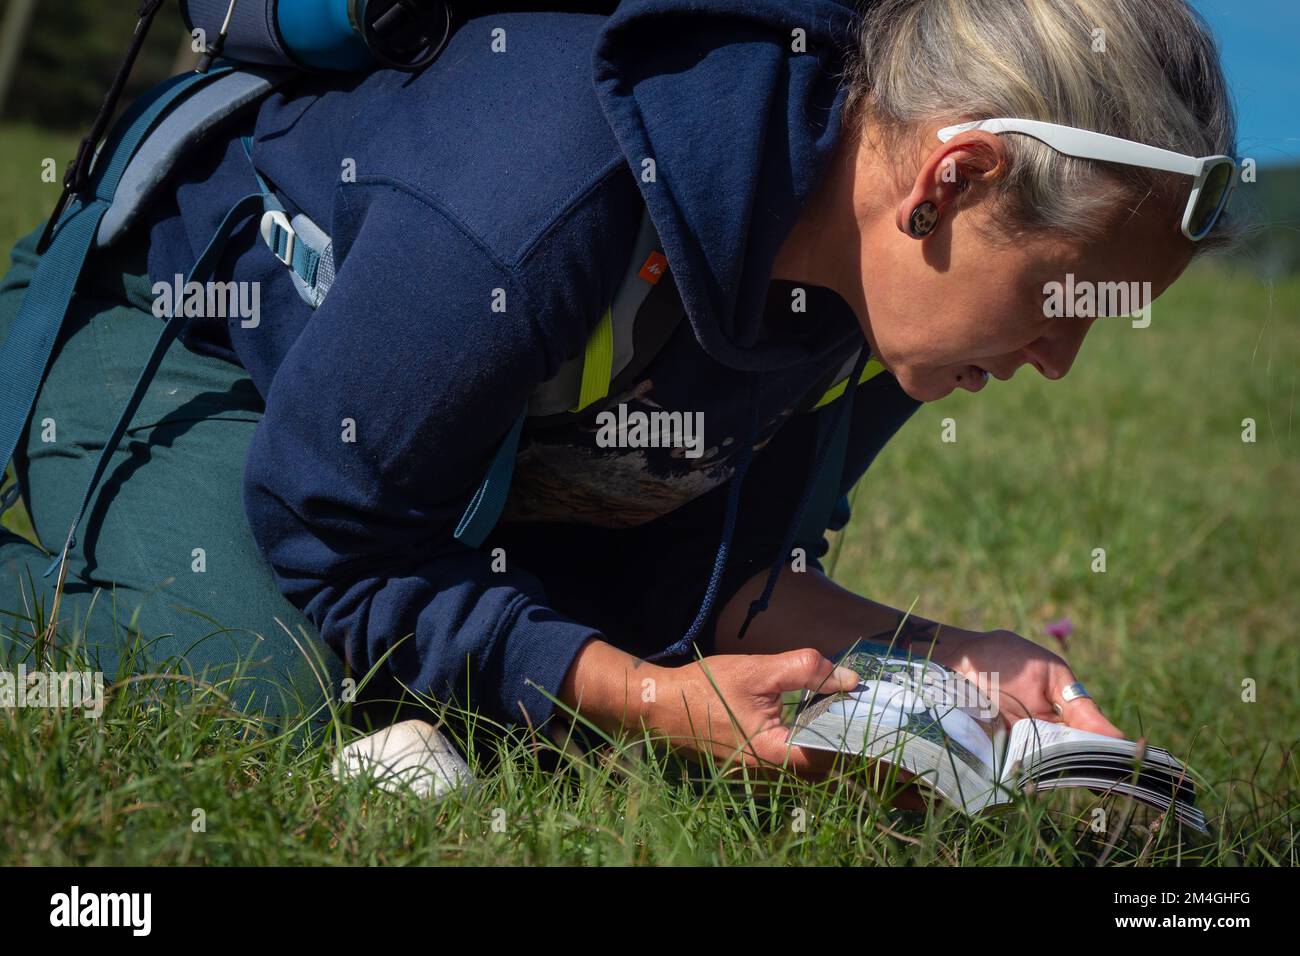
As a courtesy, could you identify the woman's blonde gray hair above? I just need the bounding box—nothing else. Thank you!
[842,0,1238,249]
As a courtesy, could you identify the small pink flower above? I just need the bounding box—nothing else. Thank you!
[1045,617,1073,647]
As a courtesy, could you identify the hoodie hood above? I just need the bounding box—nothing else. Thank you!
[593,0,863,373]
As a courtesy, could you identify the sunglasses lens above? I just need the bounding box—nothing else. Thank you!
[1189,161,1233,238]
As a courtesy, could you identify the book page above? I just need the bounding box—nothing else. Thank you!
[997,719,1205,830]
[823,678,1000,771]
[789,642,1009,810]
[1001,718,1140,782]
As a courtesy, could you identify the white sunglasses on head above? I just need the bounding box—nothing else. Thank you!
[937,118,1238,241]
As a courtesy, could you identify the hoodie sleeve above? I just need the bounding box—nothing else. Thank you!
[241,181,602,727]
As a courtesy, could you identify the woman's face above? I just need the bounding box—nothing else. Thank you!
[856,192,1195,403]
[775,126,1199,403]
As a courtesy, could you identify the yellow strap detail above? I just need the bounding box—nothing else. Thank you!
[811,356,886,410]
[571,306,615,412]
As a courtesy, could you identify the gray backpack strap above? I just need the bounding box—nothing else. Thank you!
[95,66,288,248]
[286,213,335,307]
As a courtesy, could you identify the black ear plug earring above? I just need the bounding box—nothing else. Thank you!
[908,201,939,238]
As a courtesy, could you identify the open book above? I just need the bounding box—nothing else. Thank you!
[789,642,1208,833]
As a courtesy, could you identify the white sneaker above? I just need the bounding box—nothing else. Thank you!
[333,719,474,799]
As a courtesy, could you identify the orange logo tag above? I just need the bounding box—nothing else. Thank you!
[637,251,668,285]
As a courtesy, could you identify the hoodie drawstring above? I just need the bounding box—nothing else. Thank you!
[734,347,869,643]
[649,381,761,661]
[653,346,869,661]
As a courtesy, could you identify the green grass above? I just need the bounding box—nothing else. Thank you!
[1,123,1297,865]
[0,122,79,256]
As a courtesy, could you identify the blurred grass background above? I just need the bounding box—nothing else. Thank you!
[0,3,1296,864]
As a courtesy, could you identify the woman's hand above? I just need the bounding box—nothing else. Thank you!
[648,649,860,775]
[931,629,1125,738]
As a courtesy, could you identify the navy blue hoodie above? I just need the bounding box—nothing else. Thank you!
[142,0,920,727]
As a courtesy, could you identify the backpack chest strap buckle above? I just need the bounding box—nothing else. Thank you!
[260,209,296,268]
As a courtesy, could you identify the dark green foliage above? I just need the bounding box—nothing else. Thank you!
[0,0,191,131]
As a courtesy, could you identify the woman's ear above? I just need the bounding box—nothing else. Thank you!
[895,130,1009,238]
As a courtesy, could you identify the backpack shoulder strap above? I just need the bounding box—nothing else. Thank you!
[809,349,887,411]
[794,347,890,550]
[241,137,336,307]
[0,67,239,525]
[96,67,288,248]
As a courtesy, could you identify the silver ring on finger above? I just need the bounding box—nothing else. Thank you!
[1052,681,1091,716]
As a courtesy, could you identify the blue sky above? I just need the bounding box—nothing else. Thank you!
[1191,0,1300,166]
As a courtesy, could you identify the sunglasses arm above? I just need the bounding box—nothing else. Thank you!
[936,119,1205,177]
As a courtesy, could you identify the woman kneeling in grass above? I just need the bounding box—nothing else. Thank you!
[0,0,1236,775]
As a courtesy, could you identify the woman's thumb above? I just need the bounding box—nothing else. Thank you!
[770,649,860,694]
[1060,695,1126,739]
